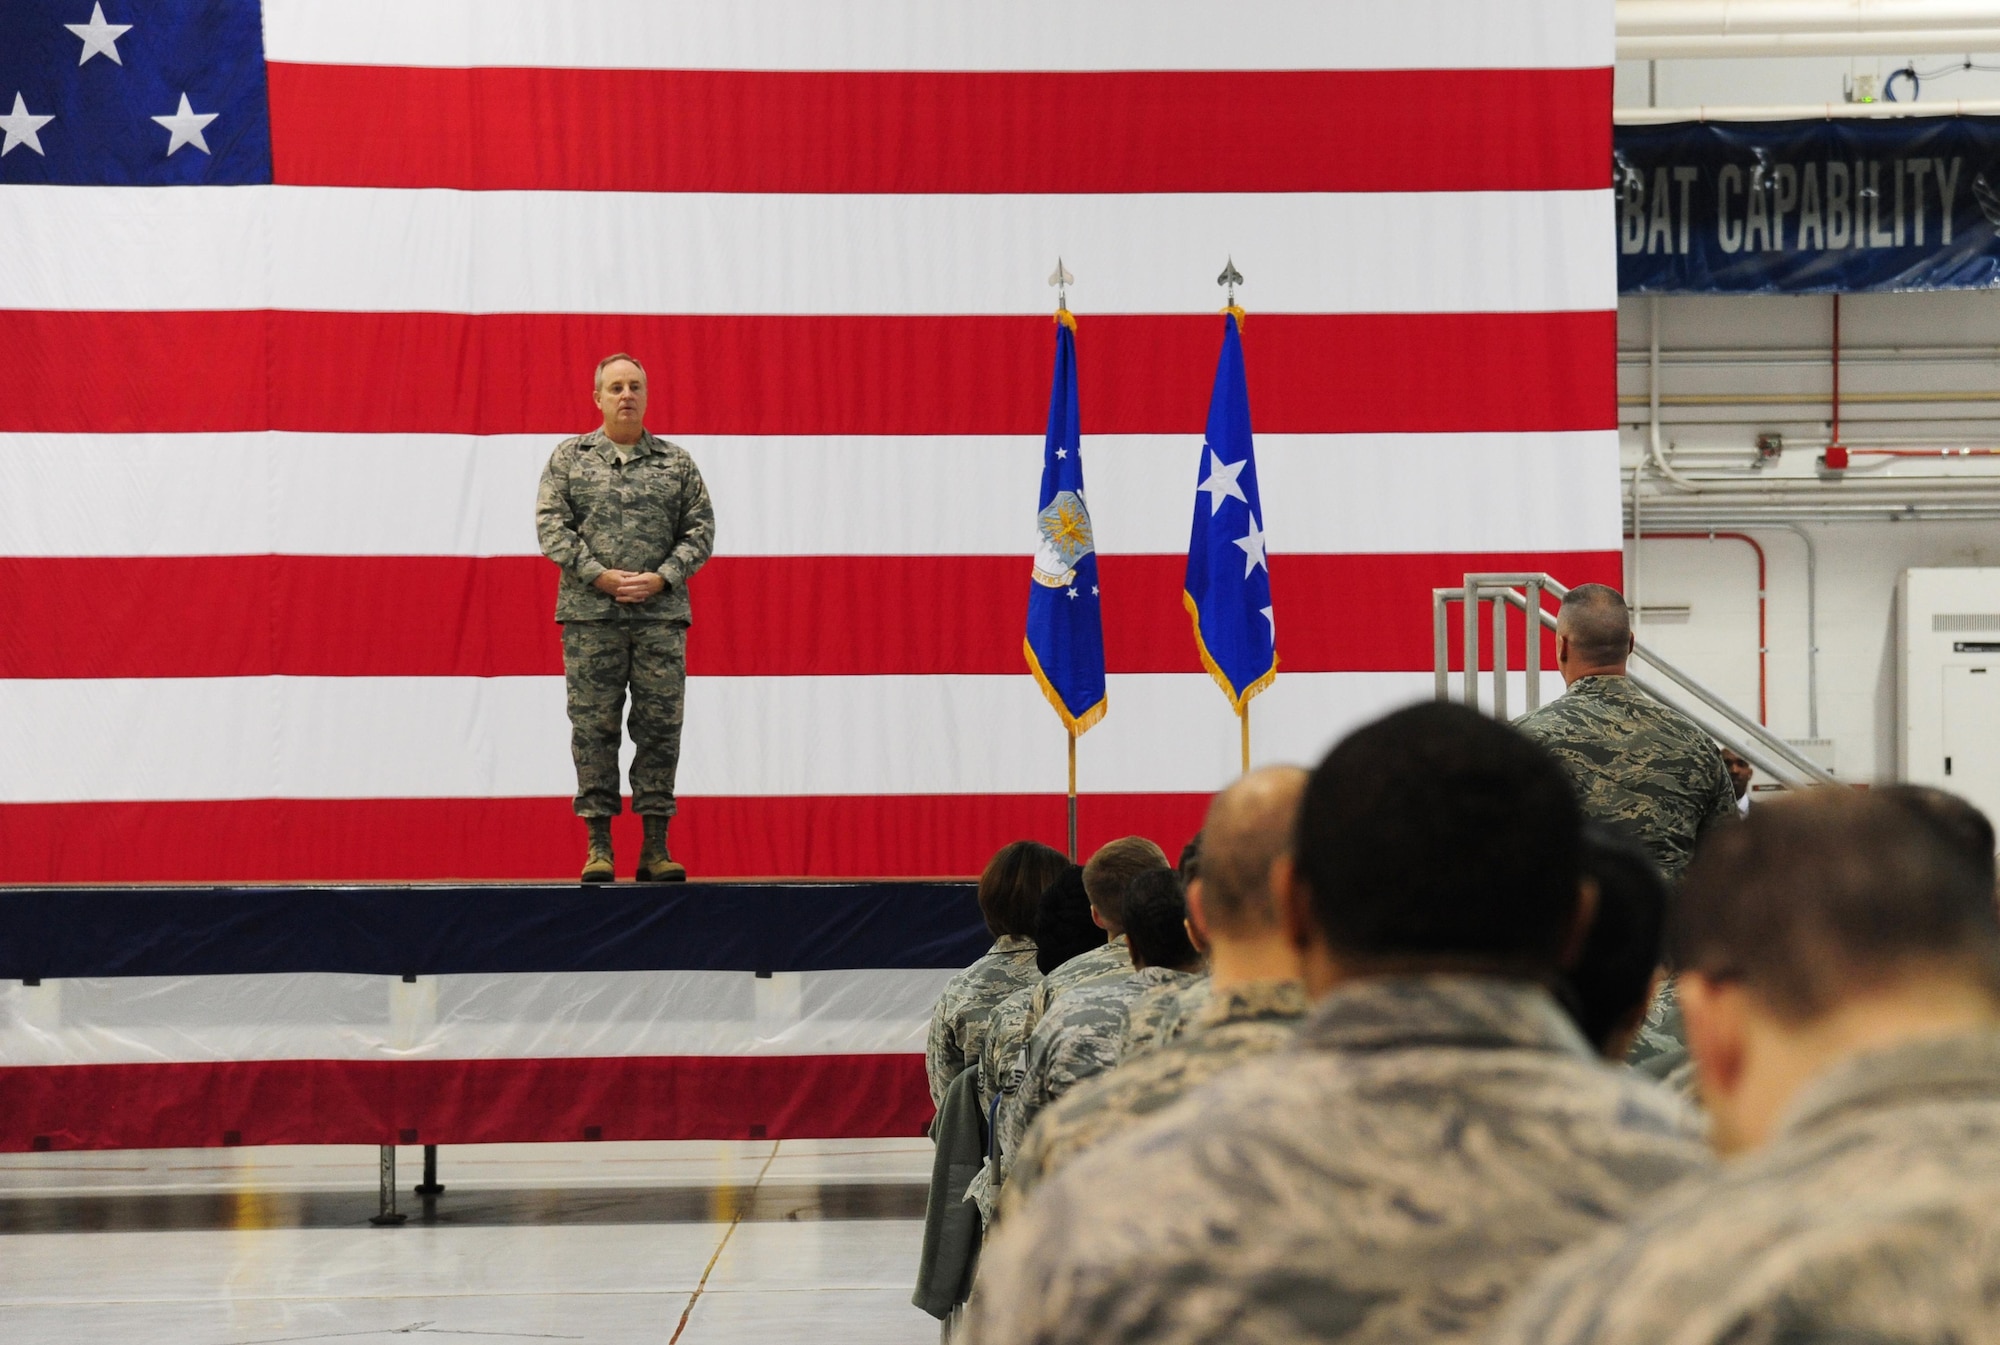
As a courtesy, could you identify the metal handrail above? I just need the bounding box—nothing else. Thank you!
[1433,572,1838,789]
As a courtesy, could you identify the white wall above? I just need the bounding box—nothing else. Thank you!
[1627,518,2000,784]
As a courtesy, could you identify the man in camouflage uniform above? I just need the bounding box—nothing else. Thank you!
[1489,788,2000,1345]
[1002,767,1309,1216]
[1516,584,1733,1072]
[1119,975,1209,1057]
[1514,584,1735,885]
[1020,836,1166,1031]
[994,869,1204,1183]
[535,353,715,883]
[961,704,1711,1345]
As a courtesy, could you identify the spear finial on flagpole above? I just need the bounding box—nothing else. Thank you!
[1050,258,1077,330]
[1217,257,1246,327]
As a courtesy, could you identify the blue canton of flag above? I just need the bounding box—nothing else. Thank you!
[1184,312,1276,710]
[1024,314,1107,735]
[0,0,271,185]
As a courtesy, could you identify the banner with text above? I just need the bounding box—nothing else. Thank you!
[1616,117,2000,293]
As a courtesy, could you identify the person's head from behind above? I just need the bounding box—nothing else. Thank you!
[1034,864,1106,975]
[1189,766,1309,982]
[977,840,1072,942]
[1281,702,1586,993]
[1880,784,1997,892]
[1081,836,1170,936]
[1673,788,2000,1155]
[1122,869,1203,973]
[1554,824,1668,1060]
[1554,583,1633,684]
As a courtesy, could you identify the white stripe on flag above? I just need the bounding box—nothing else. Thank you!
[0,968,953,1066]
[260,0,1612,71]
[0,432,1621,559]
[0,187,1616,318]
[0,671,1539,802]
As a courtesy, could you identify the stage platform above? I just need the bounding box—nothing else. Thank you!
[0,882,983,1155]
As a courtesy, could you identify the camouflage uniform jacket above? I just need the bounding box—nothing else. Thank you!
[999,979,1307,1220]
[1121,976,1212,1058]
[977,984,1038,1121]
[928,937,1042,1110]
[1515,675,1735,883]
[535,429,716,624]
[961,976,1712,1345]
[1488,1029,2000,1345]
[1025,935,1130,1032]
[996,966,1199,1183]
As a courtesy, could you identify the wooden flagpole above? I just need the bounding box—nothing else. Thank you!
[1239,704,1250,775]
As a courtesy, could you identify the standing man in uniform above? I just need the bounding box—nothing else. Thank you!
[1517,584,1734,1071]
[535,353,715,883]
[1516,584,1735,885]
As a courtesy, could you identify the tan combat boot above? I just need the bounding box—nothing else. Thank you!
[581,818,615,884]
[636,815,687,883]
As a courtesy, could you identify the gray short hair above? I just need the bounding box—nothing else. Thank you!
[594,352,645,390]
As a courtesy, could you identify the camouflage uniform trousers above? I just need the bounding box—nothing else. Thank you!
[561,621,687,818]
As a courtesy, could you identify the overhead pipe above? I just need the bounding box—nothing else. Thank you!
[1618,98,2000,122]
[1619,0,2000,59]
[1622,0,2000,34]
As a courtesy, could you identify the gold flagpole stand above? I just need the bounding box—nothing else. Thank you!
[1067,730,1080,861]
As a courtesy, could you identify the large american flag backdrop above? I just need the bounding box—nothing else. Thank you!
[0,0,1618,884]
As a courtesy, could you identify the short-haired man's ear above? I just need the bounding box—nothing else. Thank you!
[1186,878,1213,950]
[1680,972,1748,1115]
[1554,634,1571,665]
[1270,854,1314,955]
[1090,905,1108,931]
[1626,632,1637,657]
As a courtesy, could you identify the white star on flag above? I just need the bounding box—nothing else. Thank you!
[66,3,132,65]
[1261,605,1276,640]
[1233,513,1269,577]
[1054,447,1067,459]
[0,93,53,156]
[1197,448,1249,515]
[152,92,218,156]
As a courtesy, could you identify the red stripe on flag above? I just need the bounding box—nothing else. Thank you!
[0,794,1212,884]
[0,1054,931,1151]
[266,65,1611,194]
[0,551,1622,678]
[0,310,1617,436]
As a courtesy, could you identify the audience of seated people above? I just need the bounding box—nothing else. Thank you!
[993,866,1206,1183]
[998,766,1308,1218]
[927,840,1071,1110]
[1488,786,2000,1343]
[922,697,2000,1343]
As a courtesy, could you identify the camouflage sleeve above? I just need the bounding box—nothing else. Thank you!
[926,990,963,1112]
[658,455,715,590]
[1698,752,1737,836]
[534,442,606,585]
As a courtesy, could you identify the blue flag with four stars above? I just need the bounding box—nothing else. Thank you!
[1184,312,1277,710]
[1024,314,1107,735]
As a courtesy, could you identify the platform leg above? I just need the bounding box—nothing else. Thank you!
[416,1143,444,1197]
[369,1144,407,1226]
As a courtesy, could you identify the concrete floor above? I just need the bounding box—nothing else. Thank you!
[0,1139,940,1344]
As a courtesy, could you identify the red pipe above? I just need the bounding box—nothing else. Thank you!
[1623,531,1768,726]
[1826,295,1848,470]
[1847,447,2000,457]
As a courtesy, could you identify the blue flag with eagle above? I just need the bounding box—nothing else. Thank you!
[1024,315,1107,734]
[1184,313,1276,709]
